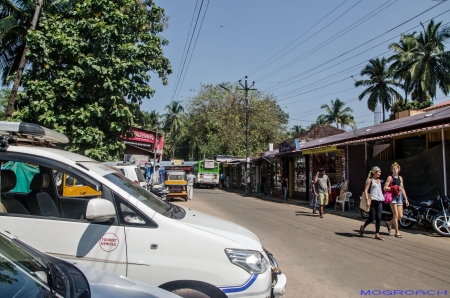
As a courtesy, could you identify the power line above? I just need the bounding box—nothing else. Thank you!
[170,0,199,102]
[251,0,363,79]
[261,10,450,100]
[281,87,356,105]
[171,0,205,102]
[174,0,211,101]
[255,0,395,81]
[247,0,349,76]
[257,1,447,90]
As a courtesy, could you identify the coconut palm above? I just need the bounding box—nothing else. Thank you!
[0,0,47,116]
[163,100,185,159]
[316,98,355,129]
[355,57,403,121]
[289,125,305,137]
[388,34,417,102]
[391,20,450,102]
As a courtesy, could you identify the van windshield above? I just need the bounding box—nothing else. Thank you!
[80,162,171,216]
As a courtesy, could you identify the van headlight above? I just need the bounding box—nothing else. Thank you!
[225,249,268,274]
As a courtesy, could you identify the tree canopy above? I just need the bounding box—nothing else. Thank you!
[184,83,288,158]
[14,0,172,161]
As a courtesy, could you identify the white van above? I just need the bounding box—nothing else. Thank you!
[0,122,286,298]
[102,162,148,189]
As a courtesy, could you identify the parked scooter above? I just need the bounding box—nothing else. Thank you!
[399,187,450,236]
[149,183,170,201]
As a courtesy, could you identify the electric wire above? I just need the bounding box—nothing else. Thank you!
[170,0,199,102]
[170,0,205,102]
[247,0,349,76]
[250,0,363,78]
[255,0,395,82]
[258,1,447,91]
[174,0,211,101]
[266,13,450,102]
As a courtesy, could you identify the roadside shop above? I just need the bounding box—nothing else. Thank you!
[120,127,164,167]
[301,105,450,201]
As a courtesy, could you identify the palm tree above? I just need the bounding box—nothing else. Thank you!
[316,98,356,129]
[163,101,185,159]
[391,20,450,102]
[289,125,305,137]
[355,57,403,121]
[0,0,45,117]
[388,34,417,102]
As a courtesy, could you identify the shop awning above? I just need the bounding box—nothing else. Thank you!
[127,143,156,154]
[302,146,341,155]
[302,106,450,151]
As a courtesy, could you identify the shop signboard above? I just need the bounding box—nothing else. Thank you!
[278,139,298,152]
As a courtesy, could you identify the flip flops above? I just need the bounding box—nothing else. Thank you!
[374,236,384,241]
[385,221,392,234]
[395,234,403,238]
[359,225,364,236]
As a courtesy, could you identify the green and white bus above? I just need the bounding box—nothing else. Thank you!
[194,159,220,188]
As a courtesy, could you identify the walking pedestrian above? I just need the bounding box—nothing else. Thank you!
[311,181,318,214]
[384,162,409,238]
[282,177,288,202]
[314,168,331,218]
[186,170,196,200]
[359,166,385,240]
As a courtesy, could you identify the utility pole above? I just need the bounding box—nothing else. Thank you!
[152,127,158,188]
[238,76,256,195]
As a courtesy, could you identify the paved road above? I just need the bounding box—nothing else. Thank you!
[173,188,450,298]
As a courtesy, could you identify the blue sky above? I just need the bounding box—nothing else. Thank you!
[144,0,450,130]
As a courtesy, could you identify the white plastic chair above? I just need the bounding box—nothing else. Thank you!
[335,192,353,212]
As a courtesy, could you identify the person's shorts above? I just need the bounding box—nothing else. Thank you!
[391,193,403,205]
[318,193,329,206]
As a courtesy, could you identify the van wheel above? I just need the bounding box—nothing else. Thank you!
[184,197,188,201]
[172,288,210,298]
[160,281,227,298]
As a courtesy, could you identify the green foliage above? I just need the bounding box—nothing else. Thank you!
[14,0,172,161]
[184,83,288,158]
[0,88,8,119]
[289,125,305,137]
[389,20,450,102]
[316,98,355,129]
[134,109,161,130]
[355,57,403,121]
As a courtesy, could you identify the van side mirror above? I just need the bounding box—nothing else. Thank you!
[86,199,116,223]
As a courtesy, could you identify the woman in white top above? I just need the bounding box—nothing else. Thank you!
[359,166,385,240]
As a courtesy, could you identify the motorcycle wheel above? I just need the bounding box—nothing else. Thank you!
[399,209,415,229]
[432,212,450,237]
[360,210,369,219]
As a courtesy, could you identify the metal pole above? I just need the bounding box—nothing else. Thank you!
[442,128,447,196]
[238,76,256,195]
[152,127,158,188]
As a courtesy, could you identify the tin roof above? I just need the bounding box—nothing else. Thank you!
[421,99,450,112]
[302,106,450,150]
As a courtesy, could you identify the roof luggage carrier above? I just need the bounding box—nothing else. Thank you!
[0,121,69,151]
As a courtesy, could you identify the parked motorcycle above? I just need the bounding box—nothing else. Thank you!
[399,187,450,236]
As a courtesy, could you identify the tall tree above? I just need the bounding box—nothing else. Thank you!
[388,34,417,102]
[355,57,403,121]
[391,20,450,102]
[15,0,172,161]
[316,98,355,129]
[184,83,288,158]
[134,109,161,130]
[163,100,185,159]
[0,0,48,117]
[289,125,305,137]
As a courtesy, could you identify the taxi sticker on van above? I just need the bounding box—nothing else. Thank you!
[99,233,119,252]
